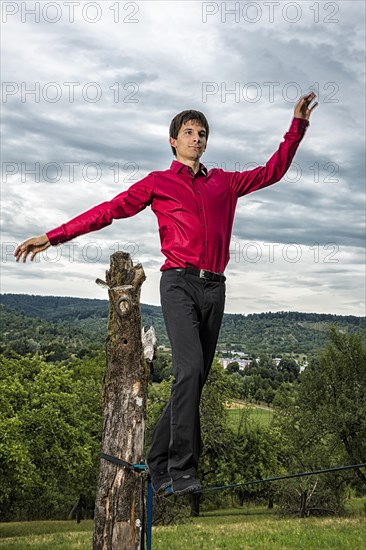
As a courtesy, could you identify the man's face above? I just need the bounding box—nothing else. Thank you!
[169,120,207,162]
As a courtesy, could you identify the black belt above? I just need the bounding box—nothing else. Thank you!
[173,267,226,283]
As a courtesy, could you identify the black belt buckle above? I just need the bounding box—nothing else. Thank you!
[199,269,211,280]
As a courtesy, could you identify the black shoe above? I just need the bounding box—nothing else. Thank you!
[147,465,171,493]
[172,475,202,495]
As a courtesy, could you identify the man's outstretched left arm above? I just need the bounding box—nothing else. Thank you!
[228,92,318,197]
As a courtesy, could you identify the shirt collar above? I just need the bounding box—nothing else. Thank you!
[170,160,208,177]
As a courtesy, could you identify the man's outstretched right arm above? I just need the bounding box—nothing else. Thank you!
[14,174,154,263]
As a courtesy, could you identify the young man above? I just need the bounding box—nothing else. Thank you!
[14,92,318,495]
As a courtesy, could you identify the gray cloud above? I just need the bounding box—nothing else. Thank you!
[1,0,365,315]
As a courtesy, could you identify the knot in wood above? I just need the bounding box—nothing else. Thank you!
[117,296,132,317]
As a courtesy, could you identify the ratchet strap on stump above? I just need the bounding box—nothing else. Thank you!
[100,452,147,472]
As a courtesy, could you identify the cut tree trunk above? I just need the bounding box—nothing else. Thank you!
[92,252,149,550]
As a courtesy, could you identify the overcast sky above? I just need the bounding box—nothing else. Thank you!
[1,0,365,315]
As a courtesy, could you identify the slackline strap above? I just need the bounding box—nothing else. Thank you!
[100,452,147,472]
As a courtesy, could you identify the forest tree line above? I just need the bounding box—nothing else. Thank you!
[1,293,364,360]
[0,294,365,521]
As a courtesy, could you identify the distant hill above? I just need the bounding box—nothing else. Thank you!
[0,293,365,360]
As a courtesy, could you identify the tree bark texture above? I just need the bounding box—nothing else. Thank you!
[93,253,149,550]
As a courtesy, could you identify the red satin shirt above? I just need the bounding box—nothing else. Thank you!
[46,117,309,273]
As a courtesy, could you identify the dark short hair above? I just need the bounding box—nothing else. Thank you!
[169,110,209,157]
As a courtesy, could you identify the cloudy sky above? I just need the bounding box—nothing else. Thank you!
[1,0,365,315]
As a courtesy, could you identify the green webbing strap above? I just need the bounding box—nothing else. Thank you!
[198,462,366,494]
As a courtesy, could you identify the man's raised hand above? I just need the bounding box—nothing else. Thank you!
[294,92,318,121]
[14,234,51,263]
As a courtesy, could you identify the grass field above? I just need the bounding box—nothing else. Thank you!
[226,401,273,431]
[1,502,365,550]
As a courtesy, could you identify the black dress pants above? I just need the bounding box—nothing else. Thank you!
[147,268,226,481]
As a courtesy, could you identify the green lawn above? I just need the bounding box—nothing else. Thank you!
[0,520,93,550]
[1,502,365,550]
[154,508,366,550]
[226,402,273,431]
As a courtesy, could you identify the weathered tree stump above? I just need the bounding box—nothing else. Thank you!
[92,252,149,550]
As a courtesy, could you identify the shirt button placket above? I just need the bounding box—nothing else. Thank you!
[196,183,207,267]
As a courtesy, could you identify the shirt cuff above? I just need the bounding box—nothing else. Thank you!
[46,226,68,245]
[290,116,310,133]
